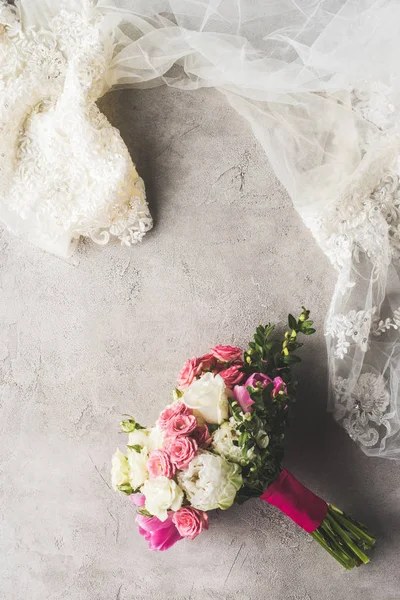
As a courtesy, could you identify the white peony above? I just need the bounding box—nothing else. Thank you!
[128,448,149,490]
[111,449,130,491]
[183,372,229,424]
[212,422,255,466]
[177,451,242,511]
[141,476,184,521]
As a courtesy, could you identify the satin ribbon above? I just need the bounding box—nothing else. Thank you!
[260,469,328,533]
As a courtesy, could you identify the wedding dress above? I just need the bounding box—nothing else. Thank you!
[2,0,400,458]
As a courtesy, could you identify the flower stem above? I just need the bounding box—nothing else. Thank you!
[311,505,375,569]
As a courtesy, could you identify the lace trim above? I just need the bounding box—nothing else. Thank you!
[321,167,400,451]
[304,165,400,270]
[333,373,393,447]
[326,306,400,360]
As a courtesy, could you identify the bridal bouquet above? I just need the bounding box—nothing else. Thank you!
[111,309,375,569]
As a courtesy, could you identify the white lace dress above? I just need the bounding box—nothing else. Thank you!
[0,1,152,257]
[3,0,400,458]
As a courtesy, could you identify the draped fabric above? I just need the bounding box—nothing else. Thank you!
[3,0,400,456]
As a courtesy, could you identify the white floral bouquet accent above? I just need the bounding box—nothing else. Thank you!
[112,309,375,568]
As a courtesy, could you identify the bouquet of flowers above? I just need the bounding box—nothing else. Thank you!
[111,309,375,569]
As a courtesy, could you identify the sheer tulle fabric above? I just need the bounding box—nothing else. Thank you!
[5,0,400,456]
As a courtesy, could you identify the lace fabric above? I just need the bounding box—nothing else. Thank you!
[3,0,400,457]
[0,0,152,257]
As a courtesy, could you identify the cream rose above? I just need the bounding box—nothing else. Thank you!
[128,448,149,490]
[141,476,184,521]
[111,449,130,491]
[183,372,229,424]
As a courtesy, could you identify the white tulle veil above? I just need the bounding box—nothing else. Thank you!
[11,0,400,457]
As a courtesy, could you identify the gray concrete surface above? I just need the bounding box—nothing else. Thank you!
[0,86,399,600]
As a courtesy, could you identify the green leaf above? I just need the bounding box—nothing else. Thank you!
[288,314,297,330]
[283,354,302,364]
[238,431,248,447]
[127,445,142,453]
[303,328,316,335]
[138,508,152,517]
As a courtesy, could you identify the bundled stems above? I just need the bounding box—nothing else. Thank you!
[311,505,375,570]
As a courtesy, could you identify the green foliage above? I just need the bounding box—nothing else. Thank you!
[234,308,315,502]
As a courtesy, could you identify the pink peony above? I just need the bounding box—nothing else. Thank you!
[218,364,246,389]
[191,424,212,448]
[177,357,203,388]
[158,402,192,431]
[210,344,243,363]
[147,449,176,479]
[272,376,287,397]
[165,413,198,438]
[233,372,272,413]
[136,513,183,551]
[164,436,198,470]
[172,507,209,540]
[130,493,146,507]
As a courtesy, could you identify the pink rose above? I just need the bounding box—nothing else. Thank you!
[272,376,287,398]
[158,402,192,431]
[136,513,183,551]
[218,364,246,389]
[210,345,243,363]
[197,352,216,372]
[191,424,212,448]
[165,413,198,438]
[164,436,198,470]
[233,373,272,413]
[172,507,209,540]
[177,357,203,389]
[130,493,146,507]
[147,449,176,479]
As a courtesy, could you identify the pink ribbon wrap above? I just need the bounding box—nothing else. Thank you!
[260,469,328,533]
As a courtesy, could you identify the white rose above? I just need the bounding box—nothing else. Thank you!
[111,449,130,491]
[128,428,150,448]
[183,372,229,424]
[128,426,164,452]
[128,448,149,490]
[147,426,165,451]
[177,451,242,511]
[212,422,255,466]
[141,476,184,521]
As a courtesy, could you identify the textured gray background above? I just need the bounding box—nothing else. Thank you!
[1,87,399,600]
